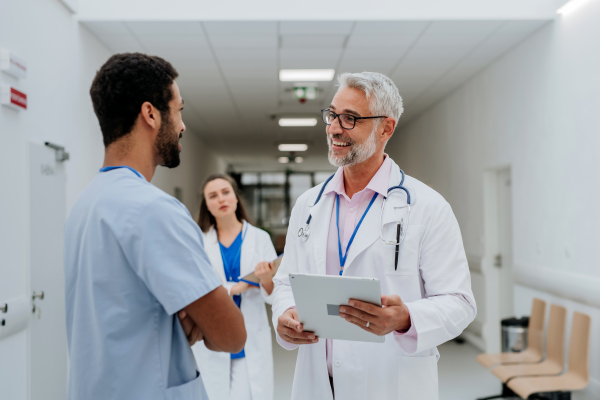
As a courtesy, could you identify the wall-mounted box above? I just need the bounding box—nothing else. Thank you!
[1,50,27,79]
[1,85,27,110]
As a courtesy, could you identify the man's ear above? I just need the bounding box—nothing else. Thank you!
[140,101,159,130]
[380,117,396,142]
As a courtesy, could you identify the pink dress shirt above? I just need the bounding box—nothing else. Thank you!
[322,155,416,377]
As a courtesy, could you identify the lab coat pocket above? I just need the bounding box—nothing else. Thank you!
[165,370,205,400]
[386,225,425,276]
[397,355,438,400]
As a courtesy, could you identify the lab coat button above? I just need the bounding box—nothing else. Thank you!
[350,208,355,213]
[335,360,341,367]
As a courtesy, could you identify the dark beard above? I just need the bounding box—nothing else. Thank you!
[155,112,181,169]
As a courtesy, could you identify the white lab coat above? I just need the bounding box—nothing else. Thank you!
[193,221,276,400]
[272,160,476,400]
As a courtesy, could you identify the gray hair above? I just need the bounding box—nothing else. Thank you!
[336,71,404,123]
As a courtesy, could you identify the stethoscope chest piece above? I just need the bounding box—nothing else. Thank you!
[298,225,310,242]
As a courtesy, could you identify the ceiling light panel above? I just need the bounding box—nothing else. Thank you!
[278,118,318,127]
[278,144,308,152]
[279,69,335,82]
[557,0,592,14]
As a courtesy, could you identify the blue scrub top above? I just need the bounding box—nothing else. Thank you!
[218,232,245,359]
[64,168,221,400]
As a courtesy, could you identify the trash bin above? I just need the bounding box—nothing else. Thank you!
[501,316,529,353]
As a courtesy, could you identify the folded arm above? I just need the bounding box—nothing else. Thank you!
[183,286,247,353]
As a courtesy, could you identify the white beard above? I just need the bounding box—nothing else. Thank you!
[327,126,378,167]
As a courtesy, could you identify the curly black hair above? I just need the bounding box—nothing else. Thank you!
[90,53,179,147]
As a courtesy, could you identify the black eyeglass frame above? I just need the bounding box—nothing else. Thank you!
[321,108,387,130]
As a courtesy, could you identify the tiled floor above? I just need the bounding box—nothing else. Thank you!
[271,334,502,400]
[437,341,506,400]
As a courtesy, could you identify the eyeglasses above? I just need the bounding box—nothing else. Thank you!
[321,109,387,130]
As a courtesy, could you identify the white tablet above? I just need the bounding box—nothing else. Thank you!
[289,273,385,343]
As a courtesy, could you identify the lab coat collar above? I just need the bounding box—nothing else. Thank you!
[204,227,227,284]
[343,160,415,271]
[380,161,415,227]
[305,159,414,274]
[306,188,334,276]
[323,155,392,201]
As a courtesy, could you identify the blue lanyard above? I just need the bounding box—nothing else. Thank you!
[336,192,379,275]
[99,166,143,179]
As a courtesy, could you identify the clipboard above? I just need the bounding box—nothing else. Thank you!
[238,253,284,287]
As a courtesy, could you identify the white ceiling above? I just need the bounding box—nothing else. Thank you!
[82,20,547,171]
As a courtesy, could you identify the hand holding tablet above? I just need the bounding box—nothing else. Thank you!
[289,273,385,343]
[339,294,411,336]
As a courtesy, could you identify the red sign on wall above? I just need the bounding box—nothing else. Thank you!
[1,84,27,110]
[10,87,27,109]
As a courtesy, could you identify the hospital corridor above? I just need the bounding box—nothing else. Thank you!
[1,1,599,400]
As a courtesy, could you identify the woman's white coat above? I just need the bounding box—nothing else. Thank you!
[192,221,277,400]
[271,160,477,400]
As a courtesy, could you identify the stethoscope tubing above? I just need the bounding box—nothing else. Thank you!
[299,169,412,246]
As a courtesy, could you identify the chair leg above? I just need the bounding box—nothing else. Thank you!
[555,392,571,400]
[528,392,572,400]
[476,384,517,400]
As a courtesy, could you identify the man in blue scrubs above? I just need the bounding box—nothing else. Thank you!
[64,53,246,400]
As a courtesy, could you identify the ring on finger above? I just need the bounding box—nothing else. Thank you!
[366,321,370,328]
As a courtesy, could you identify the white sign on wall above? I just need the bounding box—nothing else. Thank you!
[0,50,27,79]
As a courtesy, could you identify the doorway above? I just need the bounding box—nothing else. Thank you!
[28,142,68,399]
[483,166,514,353]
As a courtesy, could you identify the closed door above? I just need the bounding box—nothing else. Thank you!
[29,142,68,399]
[483,166,514,352]
[495,168,513,320]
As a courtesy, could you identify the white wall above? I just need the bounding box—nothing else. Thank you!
[1,1,108,398]
[388,4,600,399]
[0,1,223,398]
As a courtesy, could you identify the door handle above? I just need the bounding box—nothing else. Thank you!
[32,291,45,300]
[0,303,7,313]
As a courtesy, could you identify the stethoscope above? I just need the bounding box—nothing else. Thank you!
[298,169,412,246]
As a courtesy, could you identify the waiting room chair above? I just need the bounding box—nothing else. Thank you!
[491,304,566,383]
[476,298,546,368]
[507,311,591,400]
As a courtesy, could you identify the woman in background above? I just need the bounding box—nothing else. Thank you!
[192,174,276,400]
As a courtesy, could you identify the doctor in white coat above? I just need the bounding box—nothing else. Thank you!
[192,174,277,400]
[272,72,476,400]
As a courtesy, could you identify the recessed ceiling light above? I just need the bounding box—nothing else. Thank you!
[278,144,308,152]
[295,157,304,164]
[278,156,289,164]
[278,118,318,127]
[279,69,335,82]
